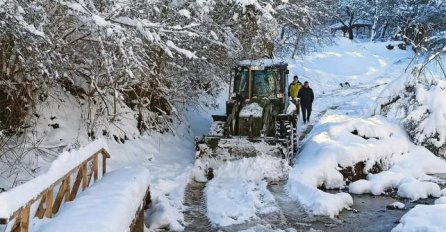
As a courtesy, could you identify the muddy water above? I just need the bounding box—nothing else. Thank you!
[183,180,427,232]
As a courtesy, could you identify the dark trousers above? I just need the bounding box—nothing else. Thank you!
[301,104,312,123]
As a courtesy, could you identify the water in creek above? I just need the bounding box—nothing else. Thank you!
[183,180,437,232]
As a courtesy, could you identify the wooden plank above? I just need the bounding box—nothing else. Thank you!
[102,152,107,177]
[100,148,111,158]
[81,163,88,190]
[93,155,98,182]
[12,205,30,232]
[130,208,144,232]
[64,176,71,202]
[52,180,67,214]
[20,206,30,232]
[45,188,53,218]
[143,187,151,210]
[70,167,83,200]
[35,194,47,219]
[87,164,94,187]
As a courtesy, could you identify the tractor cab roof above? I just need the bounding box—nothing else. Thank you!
[238,59,288,70]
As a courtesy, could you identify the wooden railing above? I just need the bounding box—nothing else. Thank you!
[130,187,152,232]
[0,148,110,232]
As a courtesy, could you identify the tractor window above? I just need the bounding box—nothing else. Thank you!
[233,70,249,98]
[252,70,276,98]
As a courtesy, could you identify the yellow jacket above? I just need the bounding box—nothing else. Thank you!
[288,82,302,98]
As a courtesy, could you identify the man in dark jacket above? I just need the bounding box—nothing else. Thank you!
[298,81,314,123]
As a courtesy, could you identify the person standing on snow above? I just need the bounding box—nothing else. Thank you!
[288,75,303,108]
[298,81,314,124]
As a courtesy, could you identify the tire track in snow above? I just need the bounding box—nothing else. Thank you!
[183,181,215,232]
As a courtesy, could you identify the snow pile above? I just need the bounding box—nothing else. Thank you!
[205,155,288,226]
[387,202,405,210]
[348,144,446,200]
[286,114,444,217]
[374,70,446,155]
[435,196,446,204]
[34,167,150,232]
[393,188,446,231]
[194,139,285,182]
[397,180,441,200]
[145,172,189,231]
[286,100,297,114]
[0,139,108,219]
[392,204,446,232]
[239,103,263,118]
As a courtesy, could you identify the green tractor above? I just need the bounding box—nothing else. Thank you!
[194,61,299,181]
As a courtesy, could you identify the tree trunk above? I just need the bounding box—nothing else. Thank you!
[348,27,354,40]
[370,0,380,41]
[380,20,389,39]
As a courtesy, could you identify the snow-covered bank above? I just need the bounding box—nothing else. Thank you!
[348,144,446,200]
[286,115,405,216]
[286,110,446,218]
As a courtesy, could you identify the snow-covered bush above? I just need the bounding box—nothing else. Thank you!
[373,67,446,156]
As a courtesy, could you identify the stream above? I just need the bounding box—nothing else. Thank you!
[183,180,431,232]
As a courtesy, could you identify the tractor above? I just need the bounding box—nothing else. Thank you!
[194,60,299,181]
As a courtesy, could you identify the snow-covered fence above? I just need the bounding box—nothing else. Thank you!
[0,141,110,232]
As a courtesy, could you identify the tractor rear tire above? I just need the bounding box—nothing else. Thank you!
[275,120,296,160]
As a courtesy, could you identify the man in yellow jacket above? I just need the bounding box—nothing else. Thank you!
[288,75,303,116]
[288,75,302,100]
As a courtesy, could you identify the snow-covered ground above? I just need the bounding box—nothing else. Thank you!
[3,37,446,231]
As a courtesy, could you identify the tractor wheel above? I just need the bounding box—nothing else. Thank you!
[275,120,295,160]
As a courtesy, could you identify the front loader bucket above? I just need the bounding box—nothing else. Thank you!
[195,136,290,160]
[193,136,293,182]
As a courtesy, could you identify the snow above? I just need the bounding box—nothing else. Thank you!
[0,139,108,219]
[105,88,228,230]
[348,145,446,198]
[397,180,441,201]
[435,196,446,204]
[178,9,191,18]
[373,71,446,154]
[388,202,405,209]
[166,40,198,59]
[284,38,446,219]
[285,100,297,114]
[392,204,446,232]
[33,167,150,232]
[5,35,446,230]
[92,15,109,27]
[239,102,263,118]
[205,155,287,226]
[286,115,420,216]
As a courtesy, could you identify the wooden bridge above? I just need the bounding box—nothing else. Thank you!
[0,142,151,232]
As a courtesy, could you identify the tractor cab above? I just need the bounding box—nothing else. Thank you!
[227,63,291,137]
